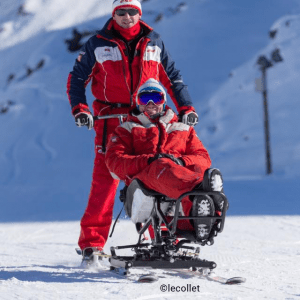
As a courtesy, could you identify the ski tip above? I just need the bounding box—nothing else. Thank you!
[138,274,159,283]
[225,277,246,285]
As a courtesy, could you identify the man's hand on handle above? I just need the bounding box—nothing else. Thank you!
[180,111,199,127]
[74,111,94,130]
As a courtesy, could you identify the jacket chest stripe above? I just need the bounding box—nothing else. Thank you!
[143,45,161,63]
[98,62,108,102]
[121,122,146,133]
[94,46,122,63]
[166,123,190,134]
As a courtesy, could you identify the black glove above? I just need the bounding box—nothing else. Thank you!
[163,153,184,166]
[180,111,199,126]
[74,112,94,130]
[148,153,184,166]
[148,153,165,165]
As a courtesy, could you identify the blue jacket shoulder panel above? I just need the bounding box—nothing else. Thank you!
[146,33,193,108]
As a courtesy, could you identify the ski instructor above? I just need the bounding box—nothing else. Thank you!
[67,0,199,264]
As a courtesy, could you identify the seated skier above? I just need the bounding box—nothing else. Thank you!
[105,79,228,240]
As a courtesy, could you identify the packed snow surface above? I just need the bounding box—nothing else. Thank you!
[1,217,300,300]
[1,0,300,298]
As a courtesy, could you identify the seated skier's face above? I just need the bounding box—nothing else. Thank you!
[139,102,164,117]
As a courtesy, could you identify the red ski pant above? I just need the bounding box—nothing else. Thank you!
[78,151,119,250]
[78,101,126,250]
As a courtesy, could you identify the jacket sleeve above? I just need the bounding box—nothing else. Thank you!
[105,125,153,182]
[180,127,211,172]
[66,37,97,115]
[158,39,195,114]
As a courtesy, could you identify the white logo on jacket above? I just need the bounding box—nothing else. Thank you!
[143,45,161,63]
[94,46,122,63]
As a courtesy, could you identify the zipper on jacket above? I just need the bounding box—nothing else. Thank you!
[102,38,132,99]
[125,37,147,96]
[98,33,149,107]
[123,41,134,93]
[113,39,132,98]
[132,37,148,102]
[125,37,147,106]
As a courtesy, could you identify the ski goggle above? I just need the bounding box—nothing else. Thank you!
[115,9,139,16]
[137,92,165,106]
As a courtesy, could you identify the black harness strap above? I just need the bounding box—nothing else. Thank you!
[97,100,131,153]
[96,99,131,109]
[102,118,108,153]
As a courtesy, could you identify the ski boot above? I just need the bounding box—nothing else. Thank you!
[81,247,105,268]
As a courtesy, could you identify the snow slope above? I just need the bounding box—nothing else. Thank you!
[0,218,299,300]
[202,13,300,179]
[1,0,300,221]
[1,0,300,298]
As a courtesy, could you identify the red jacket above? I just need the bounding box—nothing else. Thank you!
[67,19,195,116]
[105,107,211,186]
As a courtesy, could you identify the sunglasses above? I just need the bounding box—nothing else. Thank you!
[115,9,139,16]
[137,92,165,106]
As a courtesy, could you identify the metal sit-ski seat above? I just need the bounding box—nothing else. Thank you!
[109,179,227,273]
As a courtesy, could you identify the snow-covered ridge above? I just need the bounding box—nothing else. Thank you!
[0,0,112,50]
[1,0,300,219]
[202,11,300,179]
[270,14,300,43]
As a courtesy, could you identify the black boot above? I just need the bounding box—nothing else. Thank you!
[81,247,105,267]
[202,168,229,214]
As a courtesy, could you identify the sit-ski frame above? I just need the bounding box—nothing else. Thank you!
[110,182,227,272]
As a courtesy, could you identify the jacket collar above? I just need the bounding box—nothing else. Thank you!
[98,18,156,41]
[128,106,178,127]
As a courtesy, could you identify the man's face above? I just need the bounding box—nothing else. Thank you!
[139,102,164,116]
[113,9,141,29]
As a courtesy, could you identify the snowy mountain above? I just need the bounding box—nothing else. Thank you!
[1,0,300,221]
[1,1,300,298]
[203,13,300,179]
